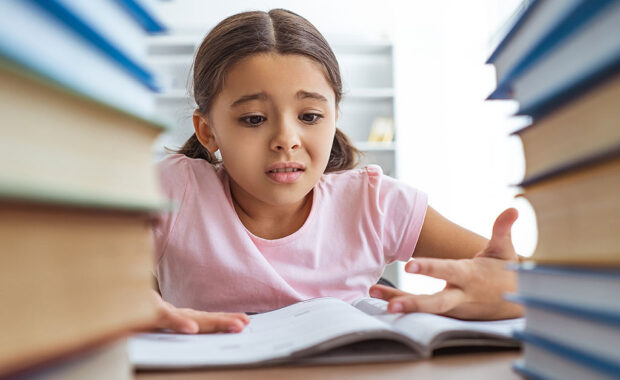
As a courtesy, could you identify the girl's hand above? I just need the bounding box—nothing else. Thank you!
[369,208,523,320]
[151,290,250,333]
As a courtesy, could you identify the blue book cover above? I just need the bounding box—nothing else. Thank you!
[114,0,166,33]
[513,331,620,378]
[505,294,620,328]
[0,0,163,118]
[512,361,551,380]
[26,0,160,91]
[512,263,620,279]
[489,0,616,100]
[516,56,620,118]
[486,0,540,64]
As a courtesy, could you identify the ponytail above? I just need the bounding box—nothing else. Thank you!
[174,133,220,164]
[326,128,361,172]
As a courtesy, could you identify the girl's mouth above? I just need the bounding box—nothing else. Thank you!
[266,167,304,183]
[267,168,303,173]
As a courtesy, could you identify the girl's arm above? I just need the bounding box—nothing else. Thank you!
[371,208,523,320]
[412,206,488,260]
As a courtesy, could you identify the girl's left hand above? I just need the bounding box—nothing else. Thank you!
[369,208,523,320]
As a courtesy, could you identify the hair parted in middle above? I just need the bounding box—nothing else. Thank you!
[175,8,361,172]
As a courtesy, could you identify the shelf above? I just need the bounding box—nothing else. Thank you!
[332,42,392,55]
[147,35,393,56]
[148,34,202,47]
[156,89,191,100]
[355,141,395,151]
[147,35,201,55]
[148,55,193,65]
[156,88,394,101]
[156,88,393,101]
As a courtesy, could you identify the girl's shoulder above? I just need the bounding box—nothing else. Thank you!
[157,154,222,196]
[319,164,385,189]
[319,164,422,206]
[158,153,219,176]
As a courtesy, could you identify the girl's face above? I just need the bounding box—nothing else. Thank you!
[196,53,337,208]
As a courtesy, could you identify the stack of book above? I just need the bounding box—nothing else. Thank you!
[486,0,620,378]
[0,1,167,378]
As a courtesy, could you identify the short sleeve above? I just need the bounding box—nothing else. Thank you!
[364,165,428,264]
[152,155,190,266]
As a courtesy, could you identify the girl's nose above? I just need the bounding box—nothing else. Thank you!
[270,122,301,152]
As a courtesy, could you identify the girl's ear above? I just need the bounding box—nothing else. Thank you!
[193,110,219,153]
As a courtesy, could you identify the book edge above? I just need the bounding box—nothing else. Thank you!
[0,56,171,132]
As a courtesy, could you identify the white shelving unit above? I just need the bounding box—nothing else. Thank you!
[147,34,400,287]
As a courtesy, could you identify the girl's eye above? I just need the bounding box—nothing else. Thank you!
[299,113,323,124]
[240,115,266,126]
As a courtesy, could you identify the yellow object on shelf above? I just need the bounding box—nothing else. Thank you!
[367,117,394,143]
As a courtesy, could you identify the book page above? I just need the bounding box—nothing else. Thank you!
[353,297,524,355]
[389,313,524,350]
[129,297,394,369]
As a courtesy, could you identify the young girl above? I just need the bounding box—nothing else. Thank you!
[151,9,523,334]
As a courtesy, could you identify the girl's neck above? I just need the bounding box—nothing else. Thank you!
[228,180,313,240]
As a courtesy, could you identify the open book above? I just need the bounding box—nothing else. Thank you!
[129,297,524,369]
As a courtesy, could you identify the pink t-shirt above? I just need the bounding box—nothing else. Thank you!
[154,154,427,313]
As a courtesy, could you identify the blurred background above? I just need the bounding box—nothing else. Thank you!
[144,0,537,293]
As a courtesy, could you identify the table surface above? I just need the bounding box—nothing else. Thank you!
[135,349,522,380]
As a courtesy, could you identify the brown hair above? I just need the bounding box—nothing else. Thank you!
[175,9,360,172]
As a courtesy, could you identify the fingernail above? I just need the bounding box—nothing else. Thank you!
[370,289,381,298]
[227,325,242,333]
[390,302,403,313]
[407,262,420,273]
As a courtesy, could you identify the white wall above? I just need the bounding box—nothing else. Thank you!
[149,0,538,294]
[392,0,536,293]
[146,0,398,43]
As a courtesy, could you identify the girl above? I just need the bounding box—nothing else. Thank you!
[151,9,523,334]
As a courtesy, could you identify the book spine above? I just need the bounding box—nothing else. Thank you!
[518,144,620,187]
[26,0,159,91]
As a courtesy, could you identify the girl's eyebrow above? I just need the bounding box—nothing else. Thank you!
[296,90,327,103]
[230,92,268,107]
[230,90,327,108]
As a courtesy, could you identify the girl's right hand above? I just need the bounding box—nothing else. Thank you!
[151,290,250,334]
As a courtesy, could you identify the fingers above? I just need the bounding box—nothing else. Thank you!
[178,309,250,333]
[369,284,408,300]
[153,295,251,334]
[156,306,200,334]
[387,288,465,314]
[369,285,464,314]
[404,258,468,286]
[481,208,519,260]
